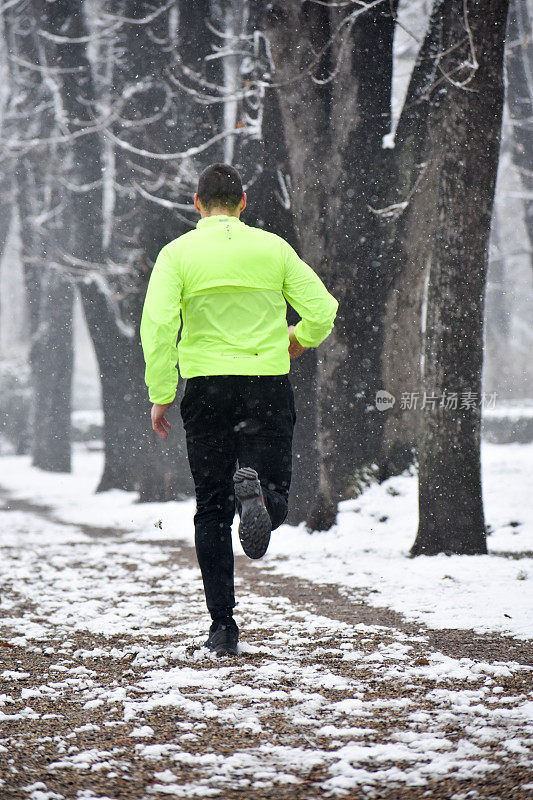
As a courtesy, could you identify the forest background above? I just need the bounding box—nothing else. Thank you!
[0,0,531,557]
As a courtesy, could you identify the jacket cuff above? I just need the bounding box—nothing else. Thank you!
[149,393,176,405]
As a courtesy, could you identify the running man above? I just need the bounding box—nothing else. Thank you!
[140,163,338,655]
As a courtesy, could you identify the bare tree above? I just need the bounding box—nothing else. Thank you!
[0,10,13,260]
[5,2,75,472]
[0,0,513,553]
[261,0,398,529]
[222,1,311,522]
[378,4,446,481]
[2,1,217,490]
[102,0,222,501]
[506,0,533,263]
[411,0,509,556]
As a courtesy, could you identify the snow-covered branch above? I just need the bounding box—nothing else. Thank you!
[101,125,248,162]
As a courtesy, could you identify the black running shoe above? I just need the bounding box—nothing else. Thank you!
[205,619,239,656]
[233,467,272,559]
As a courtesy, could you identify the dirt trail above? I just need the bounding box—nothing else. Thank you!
[0,489,532,799]
[3,489,532,665]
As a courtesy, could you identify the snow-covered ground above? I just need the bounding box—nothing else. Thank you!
[0,443,532,798]
[1,441,531,641]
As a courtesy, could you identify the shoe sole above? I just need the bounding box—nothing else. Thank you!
[234,467,271,560]
[212,645,239,656]
[205,639,239,656]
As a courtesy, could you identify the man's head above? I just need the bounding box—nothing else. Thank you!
[194,163,246,218]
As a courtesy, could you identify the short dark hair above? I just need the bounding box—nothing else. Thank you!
[197,163,243,211]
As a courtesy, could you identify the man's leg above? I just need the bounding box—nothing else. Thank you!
[180,377,237,621]
[235,375,296,531]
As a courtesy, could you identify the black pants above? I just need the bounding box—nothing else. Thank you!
[180,375,296,620]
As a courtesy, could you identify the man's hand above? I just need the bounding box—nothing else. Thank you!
[288,325,308,361]
[151,402,173,439]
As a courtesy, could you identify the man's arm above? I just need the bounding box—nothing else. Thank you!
[282,242,338,349]
[140,246,182,437]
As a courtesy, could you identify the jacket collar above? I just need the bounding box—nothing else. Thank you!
[196,215,244,228]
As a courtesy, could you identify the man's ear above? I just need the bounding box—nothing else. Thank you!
[240,192,247,212]
[194,193,202,213]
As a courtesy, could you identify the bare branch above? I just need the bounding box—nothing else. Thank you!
[0,0,24,17]
[102,1,175,27]
[205,18,254,41]
[102,125,248,162]
[132,183,197,228]
[258,0,389,90]
[3,120,105,154]
[37,23,121,45]
[166,67,254,106]
[132,181,195,212]
[171,58,229,94]
[369,160,430,219]
[304,0,371,7]
[205,48,252,62]
[387,1,422,44]
[9,54,85,75]
[59,177,103,193]
[274,169,292,211]
[367,200,409,219]
[435,1,479,90]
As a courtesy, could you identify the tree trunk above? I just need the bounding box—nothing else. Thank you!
[378,5,446,480]
[242,90,318,525]
[30,269,74,472]
[34,0,196,498]
[8,2,75,472]
[262,2,396,528]
[102,0,219,500]
[35,0,134,490]
[506,0,533,263]
[0,180,12,265]
[77,275,135,491]
[233,15,319,522]
[0,11,12,264]
[411,0,509,556]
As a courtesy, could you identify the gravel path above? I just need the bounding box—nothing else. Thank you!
[0,491,532,800]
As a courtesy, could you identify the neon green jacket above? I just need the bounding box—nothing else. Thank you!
[140,215,338,404]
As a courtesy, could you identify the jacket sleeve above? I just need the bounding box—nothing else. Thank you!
[282,242,338,348]
[140,245,183,404]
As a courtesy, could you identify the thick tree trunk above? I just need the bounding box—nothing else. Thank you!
[77,276,136,491]
[263,2,396,528]
[103,0,218,501]
[242,90,318,524]
[35,0,129,490]
[34,0,195,499]
[411,0,509,556]
[234,23,319,523]
[378,6,446,480]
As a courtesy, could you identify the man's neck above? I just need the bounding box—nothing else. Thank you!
[201,208,240,219]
